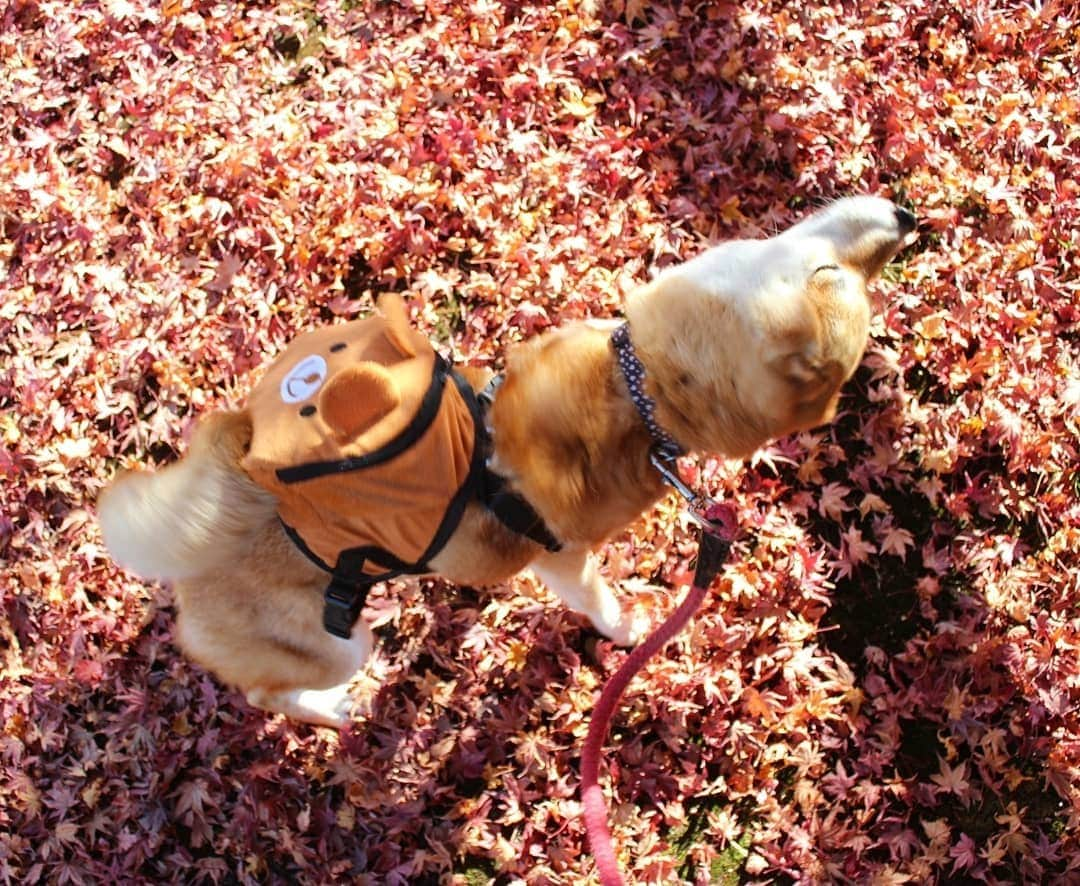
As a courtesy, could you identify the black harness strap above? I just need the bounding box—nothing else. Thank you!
[478,466,562,553]
[473,372,562,554]
[280,520,410,636]
[291,324,700,638]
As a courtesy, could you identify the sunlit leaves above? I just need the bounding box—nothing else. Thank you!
[2,0,1078,882]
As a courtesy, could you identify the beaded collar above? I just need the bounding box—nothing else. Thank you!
[611,323,684,459]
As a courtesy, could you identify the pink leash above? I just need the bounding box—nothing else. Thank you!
[580,501,736,886]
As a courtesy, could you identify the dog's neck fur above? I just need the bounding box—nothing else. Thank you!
[489,288,776,547]
[488,324,667,546]
[624,278,774,459]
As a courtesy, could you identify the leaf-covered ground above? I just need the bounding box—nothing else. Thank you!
[2,1,1079,883]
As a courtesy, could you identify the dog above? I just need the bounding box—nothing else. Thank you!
[98,196,916,728]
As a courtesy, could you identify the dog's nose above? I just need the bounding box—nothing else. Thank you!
[895,206,917,236]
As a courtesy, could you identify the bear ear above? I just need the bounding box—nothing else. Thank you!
[375,292,418,357]
[318,362,401,440]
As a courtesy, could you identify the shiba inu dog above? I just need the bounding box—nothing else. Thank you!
[98,196,916,727]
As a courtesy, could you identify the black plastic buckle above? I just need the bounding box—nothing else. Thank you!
[323,577,364,639]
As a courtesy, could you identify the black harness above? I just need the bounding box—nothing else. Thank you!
[279,357,560,639]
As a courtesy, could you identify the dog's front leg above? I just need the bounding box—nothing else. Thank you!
[531,547,649,646]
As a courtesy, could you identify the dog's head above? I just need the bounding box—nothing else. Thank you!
[627,197,917,455]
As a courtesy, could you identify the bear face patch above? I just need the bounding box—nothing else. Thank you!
[280,354,328,404]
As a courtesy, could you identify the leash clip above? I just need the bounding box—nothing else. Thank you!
[649,443,739,551]
[649,446,717,528]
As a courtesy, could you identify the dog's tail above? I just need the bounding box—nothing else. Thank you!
[98,410,276,582]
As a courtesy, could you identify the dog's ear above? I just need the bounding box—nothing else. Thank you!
[376,292,418,357]
[319,362,401,440]
[775,351,825,389]
[772,350,846,427]
[774,351,844,397]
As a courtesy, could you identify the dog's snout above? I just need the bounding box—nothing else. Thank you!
[895,206,917,236]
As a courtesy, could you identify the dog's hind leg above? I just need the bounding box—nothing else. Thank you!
[242,622,374,729]
[531,547,650,646]
[175,593,375,729]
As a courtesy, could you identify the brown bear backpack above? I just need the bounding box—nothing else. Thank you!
[242,294,560,637]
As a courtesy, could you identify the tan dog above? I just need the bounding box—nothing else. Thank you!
[98,197,916,727]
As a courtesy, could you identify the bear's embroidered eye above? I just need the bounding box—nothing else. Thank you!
[299,405,316,417]
[330,342,347,353]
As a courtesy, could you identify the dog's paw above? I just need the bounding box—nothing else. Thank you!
[252,683,359,730]
[605,605,653,647]
[301,684,357,730]
[584,579,656,646]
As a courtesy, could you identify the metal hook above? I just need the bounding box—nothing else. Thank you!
[648,446,720,528]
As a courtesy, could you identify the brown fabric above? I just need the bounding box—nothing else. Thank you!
[241,294,476,575]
